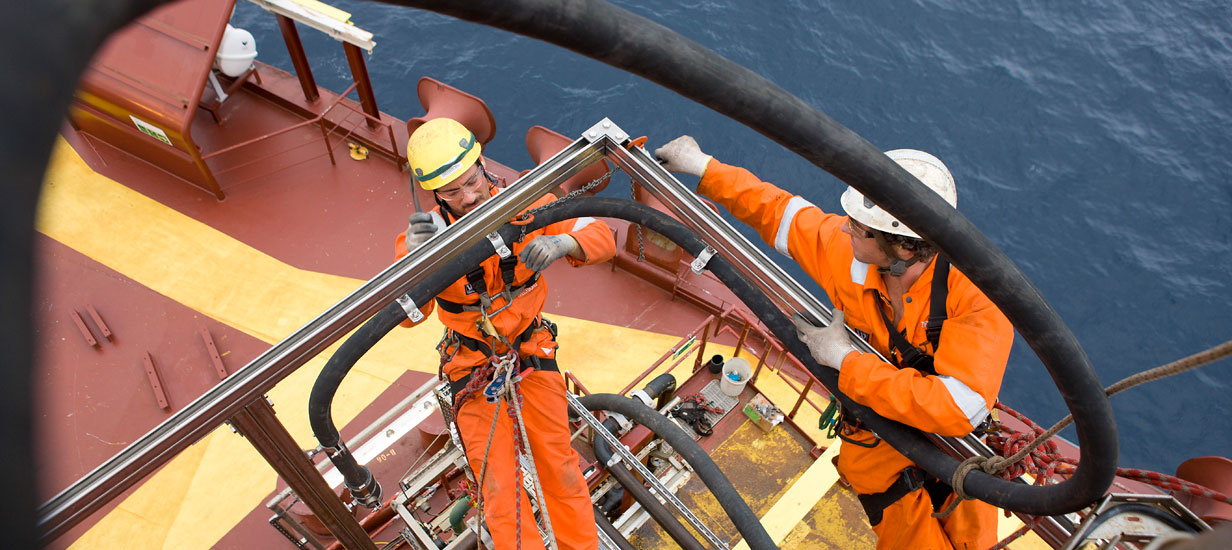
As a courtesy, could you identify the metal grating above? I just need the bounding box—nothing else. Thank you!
[698,379,739,427]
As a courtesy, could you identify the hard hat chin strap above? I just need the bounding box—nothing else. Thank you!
[872,231,919,277]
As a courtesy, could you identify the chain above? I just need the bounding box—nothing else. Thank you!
[516,165,617,241]
[629,180,645,263]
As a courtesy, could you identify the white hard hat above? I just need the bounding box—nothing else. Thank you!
[840,149,957,239]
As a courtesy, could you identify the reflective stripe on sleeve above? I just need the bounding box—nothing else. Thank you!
[774,196,813,257]
[571,217,596,231]
[938,375,991,429]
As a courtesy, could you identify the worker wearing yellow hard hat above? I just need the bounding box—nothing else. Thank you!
[398,118,616,550]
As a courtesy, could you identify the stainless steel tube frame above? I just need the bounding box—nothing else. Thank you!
[36,128,612,541]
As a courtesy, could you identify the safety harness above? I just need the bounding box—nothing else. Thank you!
[430,202,561,549]
[842,255,961,525]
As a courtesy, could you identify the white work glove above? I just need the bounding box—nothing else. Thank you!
[519,234,579,272]
[406,212,437,249]
[792,310,859,371]
[654,135,713,177]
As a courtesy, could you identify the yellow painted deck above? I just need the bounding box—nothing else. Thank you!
[38,137,1048,549]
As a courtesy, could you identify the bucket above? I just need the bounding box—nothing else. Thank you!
[720,357,752,396]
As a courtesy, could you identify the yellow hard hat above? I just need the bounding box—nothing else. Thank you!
[407,118,481,190]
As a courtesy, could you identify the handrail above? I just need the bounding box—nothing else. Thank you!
[201,82,402,167]
[201,82,360,160]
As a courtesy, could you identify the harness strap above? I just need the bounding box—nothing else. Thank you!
[447,317,558,402]
[856,466,953,526]
[872,255,949,375]
[449,356,559,399]
[436,272,541,315]
[925,256,950,348]
[874,297,938,375]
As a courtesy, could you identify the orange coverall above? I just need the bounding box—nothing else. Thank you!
[395,190,615,550]
[698,160,1013,550]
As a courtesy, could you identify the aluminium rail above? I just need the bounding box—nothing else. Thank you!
[36,119,606,542]
[592,119,1073,545]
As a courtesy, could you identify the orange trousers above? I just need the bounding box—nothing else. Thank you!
[870,488,997,550]
[455,369,597,550]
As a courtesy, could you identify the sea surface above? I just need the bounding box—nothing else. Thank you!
[232,1,1231,475]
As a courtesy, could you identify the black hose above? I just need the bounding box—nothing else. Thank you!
[581,393,775,550]
[309,302,404,449]
[598,485,624,516]
[601,454,705,550]
[591,414,700,549]
[593,506,636,550]
[390,0,1117,515]
[310,194,1115,516]
[641,373,677,410]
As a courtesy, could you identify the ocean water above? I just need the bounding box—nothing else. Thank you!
[231,1,1232,475]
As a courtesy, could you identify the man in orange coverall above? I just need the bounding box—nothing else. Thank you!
[397,118,615,550]
[657,135,1013,550]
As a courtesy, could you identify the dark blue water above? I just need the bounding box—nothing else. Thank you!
[232,1,1232,475]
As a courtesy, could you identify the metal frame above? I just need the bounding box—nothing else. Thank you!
[39,117,1068,546]
[37,118,601,542]
[566,392,726,549]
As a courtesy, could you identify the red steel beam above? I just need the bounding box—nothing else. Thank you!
[142,352,171,412]
[70,311,97,347]
[199,328,229,380]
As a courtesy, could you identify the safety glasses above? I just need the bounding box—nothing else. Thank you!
[435,164,491,202]
[847,218,876,239]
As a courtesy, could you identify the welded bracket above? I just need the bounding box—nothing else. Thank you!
[581,118,631,145]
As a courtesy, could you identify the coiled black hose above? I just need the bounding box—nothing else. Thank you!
[310,195,1116,517]
[392,0,1118,516]
[584,393,774,550]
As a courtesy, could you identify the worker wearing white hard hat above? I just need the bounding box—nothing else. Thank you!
[656,135,1012,550]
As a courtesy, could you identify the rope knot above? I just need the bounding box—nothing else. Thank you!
[982,455,1008,475]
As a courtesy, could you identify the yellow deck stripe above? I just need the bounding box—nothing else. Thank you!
[38,136,721,549]
[731,442,843,550]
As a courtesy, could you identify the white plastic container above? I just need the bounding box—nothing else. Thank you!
[719,357,752,396]
[216,25,258,77]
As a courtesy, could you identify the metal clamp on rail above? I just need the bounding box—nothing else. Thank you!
[395,294,424,323]
[486,232,511,258]
[690,246,717,274]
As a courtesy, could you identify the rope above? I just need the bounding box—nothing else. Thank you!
[507,370,557,549]
[934,339,1232,519]
[454,349,561,550]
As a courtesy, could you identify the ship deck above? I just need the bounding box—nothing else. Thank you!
[36,54,1049,549]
